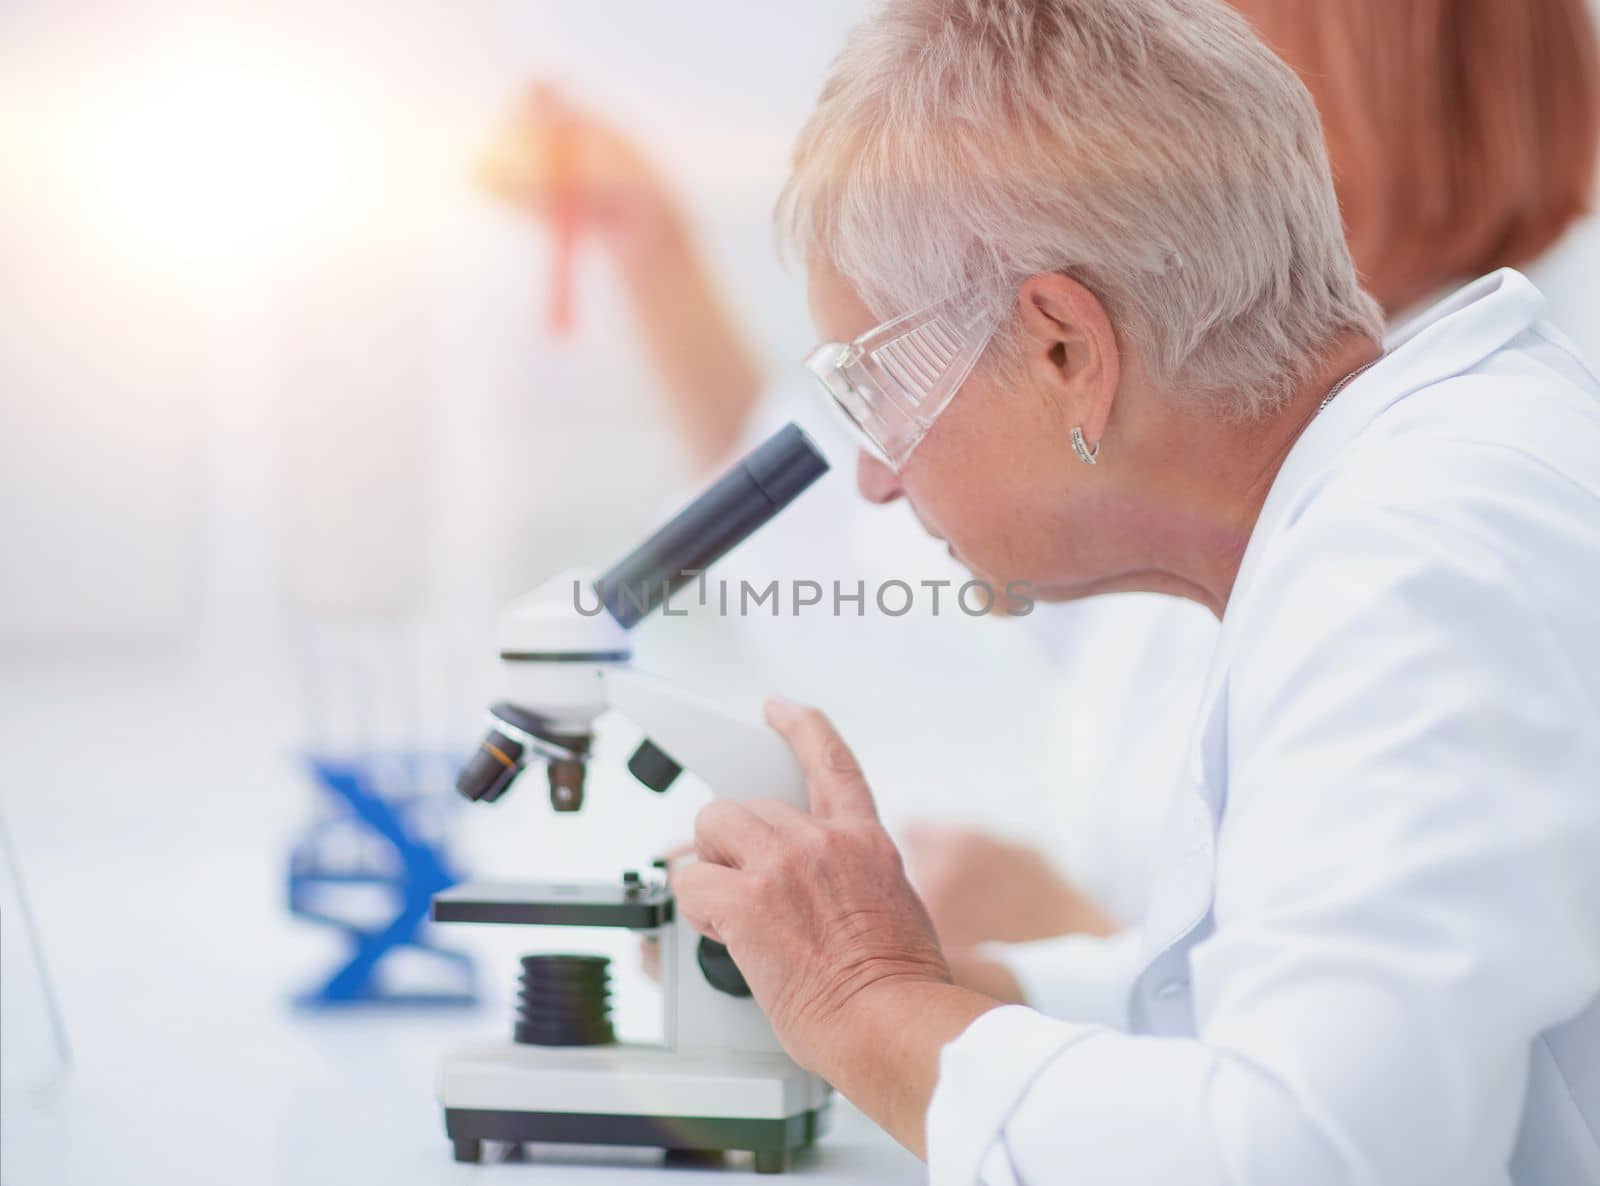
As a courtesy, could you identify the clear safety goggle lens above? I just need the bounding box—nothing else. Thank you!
[804,295,996,471]
[804,341,894,467]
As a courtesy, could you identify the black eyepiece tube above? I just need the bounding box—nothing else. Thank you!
[597,422,829,629]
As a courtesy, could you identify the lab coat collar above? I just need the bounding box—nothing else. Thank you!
[1234,268,1543,621]
[1188,269,1545,800]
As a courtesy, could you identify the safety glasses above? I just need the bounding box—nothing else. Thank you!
[804,292,997,470]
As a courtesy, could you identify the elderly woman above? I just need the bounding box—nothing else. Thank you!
[669,2,1600,1184]
[936,0,1600,1004]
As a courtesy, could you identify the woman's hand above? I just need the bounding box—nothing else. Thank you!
[674,699,999,1157]
[674,700,950,1065]
[478,85,763,468]
[904,823,1121,946]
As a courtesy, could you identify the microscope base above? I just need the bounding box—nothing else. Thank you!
[444,1104,827,1172]
[437,1041,829,1173]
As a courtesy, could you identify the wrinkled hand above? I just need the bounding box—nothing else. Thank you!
[904,823,1120,946]
[673,700,952,1075]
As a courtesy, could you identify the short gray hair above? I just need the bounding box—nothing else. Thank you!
[780,0,1385,417]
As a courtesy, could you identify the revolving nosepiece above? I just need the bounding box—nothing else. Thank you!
[456,702,591,811]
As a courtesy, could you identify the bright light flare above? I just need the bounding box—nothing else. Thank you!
[53,50,383,276]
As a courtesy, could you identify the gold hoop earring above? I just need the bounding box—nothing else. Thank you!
[1071,426,1099,466]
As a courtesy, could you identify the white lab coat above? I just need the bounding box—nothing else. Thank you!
[926,270,1600,1186]
[1017,221,1600,936]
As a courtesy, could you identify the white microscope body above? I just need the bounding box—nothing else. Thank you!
[433,425,831,1173]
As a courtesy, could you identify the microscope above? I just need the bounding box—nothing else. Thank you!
[433,424,831,1173]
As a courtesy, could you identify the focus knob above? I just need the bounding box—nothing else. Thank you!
[696,936,751,997]
[627,738,682,793]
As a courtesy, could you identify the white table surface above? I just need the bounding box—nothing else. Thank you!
[7,1028,921,1186]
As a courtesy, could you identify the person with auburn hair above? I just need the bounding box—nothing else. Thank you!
[1245,0,1600,317]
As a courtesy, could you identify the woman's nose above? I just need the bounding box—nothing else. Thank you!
[856,450,903,504]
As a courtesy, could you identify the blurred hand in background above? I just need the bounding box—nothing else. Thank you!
[903,822,1119,948]
[479,84,765,471]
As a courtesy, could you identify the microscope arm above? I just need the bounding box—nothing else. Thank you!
[605,668,808,811]
[607,667,814,1005]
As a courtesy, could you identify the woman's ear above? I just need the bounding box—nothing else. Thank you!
[1014,273,1119,445]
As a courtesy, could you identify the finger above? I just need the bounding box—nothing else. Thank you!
[764,697,879,820]
[653,842,695,881]
[477,89,577,207]
[671,860,743,944]
[694,800,775,870]
[742,798,809,833]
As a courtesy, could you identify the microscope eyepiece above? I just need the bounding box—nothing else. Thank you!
[597,423,829,629]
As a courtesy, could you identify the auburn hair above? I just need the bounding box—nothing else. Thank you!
[1238,0,1600,314]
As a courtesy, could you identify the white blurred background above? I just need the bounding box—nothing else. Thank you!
[0,4,1065,1182]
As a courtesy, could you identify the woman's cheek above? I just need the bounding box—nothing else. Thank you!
[959,504,1026,581]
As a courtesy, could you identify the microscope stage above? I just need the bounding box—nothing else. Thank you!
[433,879,672,929]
